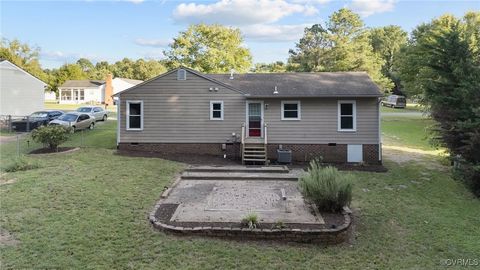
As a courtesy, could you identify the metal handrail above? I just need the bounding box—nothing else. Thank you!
[264,122,268,145]
[241,123,245,145]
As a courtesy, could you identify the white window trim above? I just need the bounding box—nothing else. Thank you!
[126,100,144,131]
[281,100,301,120]
[210,101,224,120]
[338,100,357,132]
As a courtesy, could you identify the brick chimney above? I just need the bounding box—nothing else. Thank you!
[104,74,113,106]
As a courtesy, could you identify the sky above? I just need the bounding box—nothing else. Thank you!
[1,0,478,69]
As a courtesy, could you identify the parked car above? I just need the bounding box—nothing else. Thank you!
[76,106,108,121]
[382,95,406,108]
[11,110,64,132]
[49,112,95,132]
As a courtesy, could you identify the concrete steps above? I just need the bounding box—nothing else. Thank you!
[182,165,299,181]
[186,165,289,174]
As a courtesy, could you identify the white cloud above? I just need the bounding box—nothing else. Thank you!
[241,23,310,42]
[291,0,330,4]
[40,51,103,63]
[134,38,171,47]
[350,0,396,17]
[172,0,318,25]
[124,0,144,4]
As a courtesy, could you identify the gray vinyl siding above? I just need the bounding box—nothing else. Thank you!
[0,62,45,116]
[118,69,379,145]
[258,97,379,144]
[119,71,245,143]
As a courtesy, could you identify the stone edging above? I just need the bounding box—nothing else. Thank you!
[149,200,352,244]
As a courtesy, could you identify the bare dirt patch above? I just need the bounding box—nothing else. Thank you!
[383,146,447,171]
[29,147,79,155]
[0,228,20,247]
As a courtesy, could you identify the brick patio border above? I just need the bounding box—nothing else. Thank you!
[148,200,352,244]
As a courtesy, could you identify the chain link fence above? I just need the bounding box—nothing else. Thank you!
[2,121,117,158]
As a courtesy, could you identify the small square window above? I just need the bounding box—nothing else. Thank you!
[281,101,301,120]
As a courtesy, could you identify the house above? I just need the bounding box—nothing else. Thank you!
[113,67,382,164]
[58,75,142,105]
[44,91,57,101]
[0,59,47,116]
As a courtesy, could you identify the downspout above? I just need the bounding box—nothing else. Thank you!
[378,97,382,162]
[116,97,120,148]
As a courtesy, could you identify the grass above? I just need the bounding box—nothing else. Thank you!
[1,117,479,269]
[382,115,435,151]
[380,103,424,113]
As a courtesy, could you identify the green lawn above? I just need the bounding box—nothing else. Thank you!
[1,117,479,269]
[382,115,435,150]
[380,103,424,113]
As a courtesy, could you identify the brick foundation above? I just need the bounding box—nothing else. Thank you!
[118,143,380,164]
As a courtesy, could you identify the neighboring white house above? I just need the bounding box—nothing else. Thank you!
[0,60,47,116]
[112,78,143,95]
[58,76,142,105]
[58,80,105,104]
[44,91,57,101]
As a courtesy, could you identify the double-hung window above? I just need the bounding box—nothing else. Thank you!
[126,100,143,130]
[210,101,224,120]
[338,100,356,131]
[281,101,301,120]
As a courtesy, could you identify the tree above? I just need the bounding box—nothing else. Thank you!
[252,61,287,73]
[0,38,48,82]
[288,8,392,91]
[49,63,88,92]
[369,26,407,93]
[165,24,252,73]
[398,12,480,195]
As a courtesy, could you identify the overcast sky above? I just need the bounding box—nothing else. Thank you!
[1,0,478,69]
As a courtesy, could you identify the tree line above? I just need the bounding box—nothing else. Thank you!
[1,8,478,195]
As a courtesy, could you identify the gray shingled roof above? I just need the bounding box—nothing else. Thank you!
[207,72,382,97]
[60,80,105,88]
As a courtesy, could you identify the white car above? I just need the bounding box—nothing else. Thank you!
[76,106,108,121]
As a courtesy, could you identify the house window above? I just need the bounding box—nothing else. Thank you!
[281,101,301,120]
[338,100,356,131]
[210,101,224,120]
[177,69,186,80]
[61,89,72,101]
[126,100,143,130]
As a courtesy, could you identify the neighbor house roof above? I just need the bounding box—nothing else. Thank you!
[207,72,383,97]
[59,80,105,88]
[118,78,143,85]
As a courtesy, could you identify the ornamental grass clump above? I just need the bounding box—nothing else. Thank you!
[299,159,353,213]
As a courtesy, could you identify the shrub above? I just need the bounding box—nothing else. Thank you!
[3,156,41,172]
[241,213,258,229]
[299,159,353,213]
[453,159,480,197]
[31,125,70,150]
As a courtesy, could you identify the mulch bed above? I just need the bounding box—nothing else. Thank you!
[155,203,345,230]
[288,162,388,173]
[29,147,78,155]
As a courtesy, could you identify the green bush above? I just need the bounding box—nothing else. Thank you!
[241,213,258,229]
[299,160,353,213]
[3,156,41,172]
[31,125,71,150]
[453,159,480,197]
